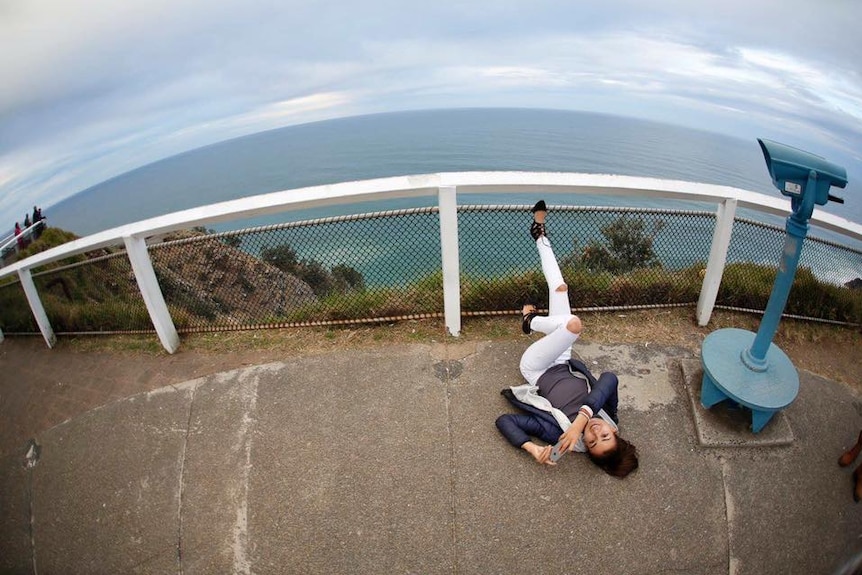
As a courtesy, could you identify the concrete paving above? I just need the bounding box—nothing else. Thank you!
[1,340,862,574]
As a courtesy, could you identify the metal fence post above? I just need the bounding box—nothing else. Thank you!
[18,268,56,348]
[438,186,461,336]
[124,236,180,353]
[696,198,737,326]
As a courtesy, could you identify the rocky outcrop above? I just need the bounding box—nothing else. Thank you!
[150,232,317,324]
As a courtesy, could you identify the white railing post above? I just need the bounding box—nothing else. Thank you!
[124,236,180,353]
[696,198,738,326]
[18,268,56,348]
[438,186,461,336]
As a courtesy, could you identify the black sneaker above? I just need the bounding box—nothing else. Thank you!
[531,200,547,213]
[530,200,547,240]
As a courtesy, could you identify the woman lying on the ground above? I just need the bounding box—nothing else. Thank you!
[495,201,639,478]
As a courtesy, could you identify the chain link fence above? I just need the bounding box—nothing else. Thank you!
[147,209,444,333]
[37,250,149,334]
[0,204,860,336]
[717,217,862,324]
[0,248,149,335]
[459,205,713,315]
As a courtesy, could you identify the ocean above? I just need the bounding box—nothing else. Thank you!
[48,108,861,237]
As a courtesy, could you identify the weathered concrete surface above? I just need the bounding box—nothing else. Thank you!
[179,367,268,575]
[0,451,32,574]
[2,341,861,575]
[249,346,454,574]
[30,385,193,574]
[717,371,862,574]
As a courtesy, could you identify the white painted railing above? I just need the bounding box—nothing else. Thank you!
[1,172,860,353]
[0,220,46,257]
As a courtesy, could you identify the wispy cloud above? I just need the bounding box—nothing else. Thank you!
[238,92,355,125]
[1,0,860,224]
[159,91,356,149]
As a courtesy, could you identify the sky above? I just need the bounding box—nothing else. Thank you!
[1,0,861,229]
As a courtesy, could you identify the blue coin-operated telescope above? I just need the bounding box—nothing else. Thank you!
[760,139,847,211]
[700,139,847,432]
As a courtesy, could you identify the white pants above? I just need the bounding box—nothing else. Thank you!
[518,236,580,386]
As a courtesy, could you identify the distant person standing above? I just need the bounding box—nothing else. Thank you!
[14,222,24,249]
[32,206,45,238]
[24,214,31,228]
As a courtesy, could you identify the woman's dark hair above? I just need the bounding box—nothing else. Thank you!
[587,436,639,478]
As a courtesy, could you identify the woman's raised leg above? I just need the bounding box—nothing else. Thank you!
[525,201,575,333]
[519,201,583,385]
[532,201,571,316]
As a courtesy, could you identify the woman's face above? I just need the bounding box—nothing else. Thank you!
[583,418,618,457]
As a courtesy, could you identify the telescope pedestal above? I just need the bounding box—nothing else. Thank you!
[700,328,799,433]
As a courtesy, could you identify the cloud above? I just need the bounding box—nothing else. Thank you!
[0,1,860,226]
[739,48,862,120]
[479,67,570,87]
[0,0,196,113]
[162,91,356,145]
[240,92,354,123]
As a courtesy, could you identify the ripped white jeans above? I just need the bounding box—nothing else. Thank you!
[518,236,580,386]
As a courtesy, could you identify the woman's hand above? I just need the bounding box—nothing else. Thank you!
[522,441,557,466]
[555,426,582,454]
[557,411,590,454]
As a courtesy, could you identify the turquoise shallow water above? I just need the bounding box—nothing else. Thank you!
[47,108,862,236]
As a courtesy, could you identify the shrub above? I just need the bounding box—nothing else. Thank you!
[261,244,365,297]
[261,245,300,274]
[14,227,85,269]
[573,216,665,274]
[285,282,439,323]
[461,270,545,312]
[718,262,777,310]
[45,299,152,332]
[561,266,617,308]
[787,267,862,322]
[332,264,365,291]
[0,283,37,331]
[717,263,862,323]
[460,263,704,313]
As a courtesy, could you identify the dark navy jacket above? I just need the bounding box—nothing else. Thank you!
[495,358,619,448]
